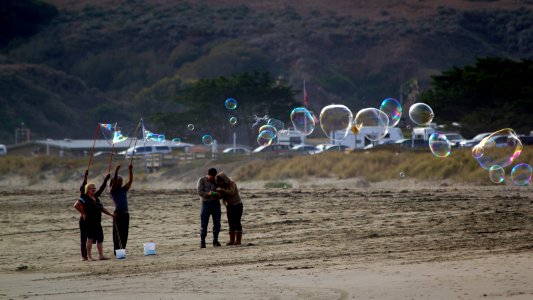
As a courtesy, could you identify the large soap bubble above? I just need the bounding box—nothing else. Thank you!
[319,104,353,142]
[511,163,532,186]
[489,165,505,184]
[353,108,389,141]
[290,107,315,136]
[409,103,434,126]
[428,133,451,158]
[473,128,523,170]
[379,98,402,127]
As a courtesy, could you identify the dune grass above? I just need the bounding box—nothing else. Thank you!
[0,146,532,185]
[232,146,533,184]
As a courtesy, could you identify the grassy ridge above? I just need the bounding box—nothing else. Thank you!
[1,147,531,185]
[232,147,533,184]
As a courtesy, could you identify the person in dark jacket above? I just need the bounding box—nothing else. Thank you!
[110,164,133,256]
[197,168,222,248]
[216,172,244,245]
[73,170,89,261]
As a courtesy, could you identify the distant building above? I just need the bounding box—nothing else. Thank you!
[7,139,132,157]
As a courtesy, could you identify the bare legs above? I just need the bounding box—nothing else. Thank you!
[86,239,108,261]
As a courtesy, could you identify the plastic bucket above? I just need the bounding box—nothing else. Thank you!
[115,249,126,259]
[143,242,156,256]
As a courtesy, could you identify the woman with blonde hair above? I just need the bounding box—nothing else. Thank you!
[75,174,114,260]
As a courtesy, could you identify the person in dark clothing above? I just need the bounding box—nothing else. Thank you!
[73,170,89,261]
[80,174,115,260]
[216,172,244,245]
[110,164,133,255]
[197,168,222,248]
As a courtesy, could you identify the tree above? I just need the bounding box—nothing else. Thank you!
[420,57,533,137]
[148,71,299,145]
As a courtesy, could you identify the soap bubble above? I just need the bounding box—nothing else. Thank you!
[267,118,285,131]
[112,130,128,144]
[511,163,532,186]
[319,104,353,142]
[187,124,195,131]
[259,125,278,138]
[353,108,389,141]
[229,117,238,126]
[489,165,505,184]
[379,98,402,127]
[428,133,451,158]
[290,107,315,136]
[225,98,237,110]
[473,128,522,170]
[409,103,434,126]
[257,130,274,146]
[171,138,181,145]
[202,134,214,146]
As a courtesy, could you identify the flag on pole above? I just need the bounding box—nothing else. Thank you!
[303,80,309,107]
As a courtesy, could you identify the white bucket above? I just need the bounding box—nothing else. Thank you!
[115,249,126,259]
[143,242,156,256]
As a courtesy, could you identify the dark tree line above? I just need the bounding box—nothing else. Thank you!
[421,57,533,137]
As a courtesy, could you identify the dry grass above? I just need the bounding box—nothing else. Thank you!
[232,146,533,184]
[1,146,531,185]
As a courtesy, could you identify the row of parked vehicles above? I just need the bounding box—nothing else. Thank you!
[118,127,533,158]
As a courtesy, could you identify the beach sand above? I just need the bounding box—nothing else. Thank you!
[0,179,532,299]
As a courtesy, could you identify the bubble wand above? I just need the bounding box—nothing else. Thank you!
[129,119,142,166]
[87,124,101,172]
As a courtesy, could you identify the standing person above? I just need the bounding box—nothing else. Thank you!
[197,168,222,248]
[215,172,243,245]
[73,170,89,261]
[110,164,133,255]
[82,174,115,260]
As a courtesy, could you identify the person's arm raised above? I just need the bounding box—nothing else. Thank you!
[80,170,88,196]
[96,174,111,197]
[111,165,121,191]
[124,164,133,191]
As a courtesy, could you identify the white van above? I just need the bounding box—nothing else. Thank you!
[121,145,172,157]
[277,128,306,146]
[333,127,404,149]
[0,144,6,156]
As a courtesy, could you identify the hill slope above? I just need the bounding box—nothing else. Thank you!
[1,0,532,143]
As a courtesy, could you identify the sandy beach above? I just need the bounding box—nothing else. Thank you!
[1,180,532,299]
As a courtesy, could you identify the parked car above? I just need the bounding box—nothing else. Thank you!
[441,133,466,148]
[290,144,318,154]
[0,144,6,156]
[222,147,251,155]
[315,144,352,154]
[460,133,491,148]
[119,145,172,157]
[253,144,292,154]
[519,136,533,145]
[394,139,429,149]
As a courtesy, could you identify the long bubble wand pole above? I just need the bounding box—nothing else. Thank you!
[108,142,115,174]
[130,119,142,166]
[87,124,100,172]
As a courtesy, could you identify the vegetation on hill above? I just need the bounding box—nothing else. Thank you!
[0,0,57,47]
[421,57,533,137]
[0,0,532,144]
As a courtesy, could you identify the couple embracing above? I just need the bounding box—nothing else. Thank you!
[197,168,243,248]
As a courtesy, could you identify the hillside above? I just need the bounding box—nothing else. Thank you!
[1,0,532,143]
